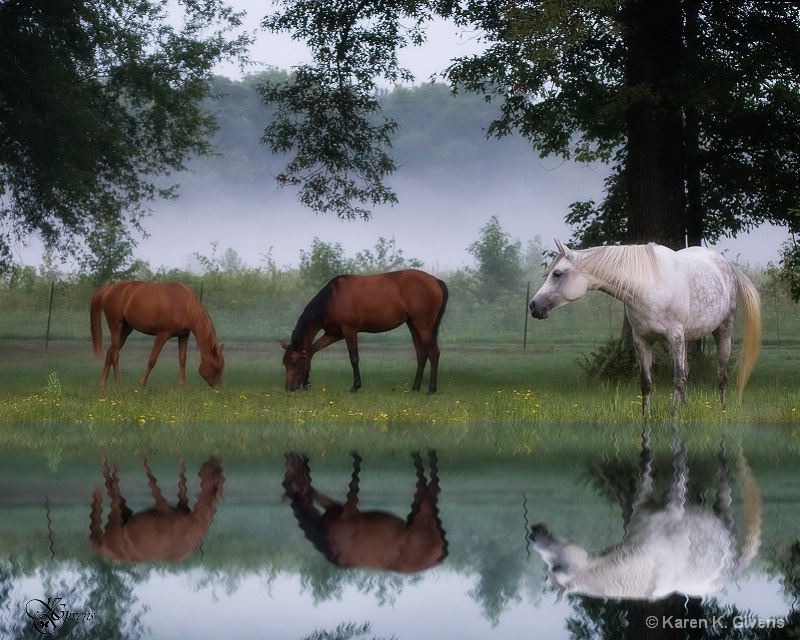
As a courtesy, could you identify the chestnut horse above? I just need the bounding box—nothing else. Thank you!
[90,456,225,563]
[283,451,448,573]
[90,281,225,388]
[280,269,448,392]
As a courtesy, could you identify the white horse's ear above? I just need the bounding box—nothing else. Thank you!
[555,239,573,258]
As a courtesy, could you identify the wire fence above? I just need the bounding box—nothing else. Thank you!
[0,277,797,352]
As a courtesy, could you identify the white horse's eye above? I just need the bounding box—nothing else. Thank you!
[552,270,563,279]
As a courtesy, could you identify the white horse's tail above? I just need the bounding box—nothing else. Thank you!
[733,268,762,402]
[735,451,762,573]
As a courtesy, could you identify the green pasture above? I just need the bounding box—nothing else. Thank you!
[1,274,800,456]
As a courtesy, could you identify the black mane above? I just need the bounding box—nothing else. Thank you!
[290,275,353,345]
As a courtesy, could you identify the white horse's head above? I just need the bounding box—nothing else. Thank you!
[529,523,590,599]
[529,240,592,319]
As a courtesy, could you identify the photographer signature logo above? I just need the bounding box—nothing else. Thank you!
[25,597,94,635]
[25,597,66,635]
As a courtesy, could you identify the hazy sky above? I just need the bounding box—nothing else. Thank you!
[13,1,788,273]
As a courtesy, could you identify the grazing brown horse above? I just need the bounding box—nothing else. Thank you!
[90,456,224,563]
[283,451,448,573]
[90,281,225,387]
[280,269,448,393]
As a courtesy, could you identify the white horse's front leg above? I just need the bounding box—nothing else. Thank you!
[632,335,654,419]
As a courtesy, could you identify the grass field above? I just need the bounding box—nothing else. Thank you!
[1,270,800,456]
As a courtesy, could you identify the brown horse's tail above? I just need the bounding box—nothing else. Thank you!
[90,286,109,358]
[433,278,449,338]
[190,456,225,543]
[733,267,762,403]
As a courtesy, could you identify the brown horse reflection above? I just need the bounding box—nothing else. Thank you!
[90,456,224,563]
[283,451,448,573]
[530,433,761,600]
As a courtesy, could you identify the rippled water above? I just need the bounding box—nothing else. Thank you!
[1,423,798,639]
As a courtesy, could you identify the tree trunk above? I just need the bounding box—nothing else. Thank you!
[622,0,686,249]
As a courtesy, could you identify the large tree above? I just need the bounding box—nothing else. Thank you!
[0,0,249,271]
[260,0,800,251]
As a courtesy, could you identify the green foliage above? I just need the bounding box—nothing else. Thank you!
[300,622,395,640]
[0,0,250,271]
[298,236,424,290]
[467,216,524,302]
[76,217,144,287]
[778,230,800,302]
[579,334,717,385]
[353,237,423,274]
[299,237,355,289]
[260,68,400,219]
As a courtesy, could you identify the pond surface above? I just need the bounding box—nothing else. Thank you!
[1,423,798,639]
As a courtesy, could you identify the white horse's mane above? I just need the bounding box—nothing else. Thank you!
[563,243,660,302]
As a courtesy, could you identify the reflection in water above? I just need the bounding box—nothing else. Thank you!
[283,450,448,573]
[3,424,800,638]
[89,456,224,563]
[530,431,762,600]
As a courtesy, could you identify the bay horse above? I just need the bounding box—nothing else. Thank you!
[530,432,761,600]
[282,451,448,573]
[89,456,225,563]
[90,281,225,388]
[280,269,448,393]
[529,241,762,417]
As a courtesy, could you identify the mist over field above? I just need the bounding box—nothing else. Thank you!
[12,74,786,274]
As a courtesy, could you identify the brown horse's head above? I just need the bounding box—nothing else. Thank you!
[199,343,225,387]
[280,340,310,391]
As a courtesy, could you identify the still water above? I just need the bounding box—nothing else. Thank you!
[1,423,798,639]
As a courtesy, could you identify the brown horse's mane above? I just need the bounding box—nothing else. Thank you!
[290,276,352,346]
[188,293,220,348]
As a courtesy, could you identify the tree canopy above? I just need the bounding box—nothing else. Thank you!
[0,0,249,271]
[259,0,800,251]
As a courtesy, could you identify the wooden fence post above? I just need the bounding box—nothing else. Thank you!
[45,281,55,349]
[523,281,530,350]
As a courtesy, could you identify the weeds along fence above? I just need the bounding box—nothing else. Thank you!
[0,276,797,352]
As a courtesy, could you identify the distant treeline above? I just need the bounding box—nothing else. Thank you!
[188,72,535,191]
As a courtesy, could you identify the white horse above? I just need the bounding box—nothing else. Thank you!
[530,433,762,600]
[529,241,762,417]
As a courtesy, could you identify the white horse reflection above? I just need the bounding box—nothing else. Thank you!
[530,434,761,600]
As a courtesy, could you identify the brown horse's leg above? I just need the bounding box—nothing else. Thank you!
[89,485,105,548]
[407,322,440,393]
[407,451,446,562]
[103,459,132,529]
[406,323,427,392]
[177,457,189,511]
[102,323,133,388]
[141,457,171,513]
[342,452,362,516]
[342,330,362,392]
[308,332,342,389]
[177,333,189,387]
[139,333,171,387]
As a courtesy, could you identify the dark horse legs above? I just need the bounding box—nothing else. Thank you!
[407,320,439,393]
